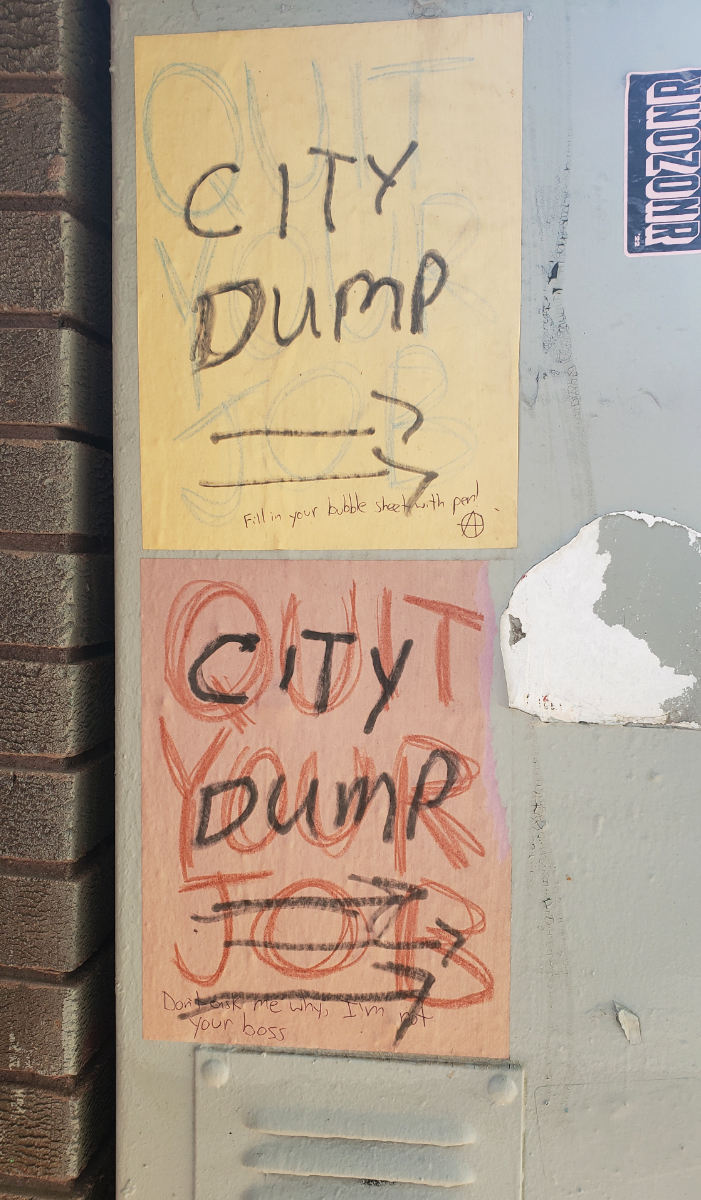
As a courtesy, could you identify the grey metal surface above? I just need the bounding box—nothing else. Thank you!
[113,1,701,1198]
[194,1049,523,1198]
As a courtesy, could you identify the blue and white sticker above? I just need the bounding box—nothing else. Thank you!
[625,69,701,255]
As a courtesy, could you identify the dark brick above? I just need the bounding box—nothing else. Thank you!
[0,752,113,861]
[0,0,114,1188]
[0,441,112,539]
[0,941,113,1076]
[0,212,110,338]
[0,0,110,115]
[0,1045,114,1182]
[0,93,110,224]
[0,551,113,647]
[0,656,113,757]
[0,1134,114,1200]
[0,842,114,973]
[0,328,111,436]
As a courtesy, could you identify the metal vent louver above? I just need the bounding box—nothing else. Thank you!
[195,1049,523,1199]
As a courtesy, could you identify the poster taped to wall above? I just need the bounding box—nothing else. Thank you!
[141,560,510,1057]
[625,68,701,255]
[134,15,522,551]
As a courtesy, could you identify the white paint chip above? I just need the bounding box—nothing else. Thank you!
[500,512,701,726]
[614,1003,642,1045]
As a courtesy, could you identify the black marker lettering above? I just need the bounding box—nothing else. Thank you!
[278,162,289,239]
[371,390,423,444]
[195,777,258,847]
[207,890,427,916]
[272,286,321,347]
[301,629,357,713]
[224,936,440,952]
[200,468,388,489]
[406,748,460,840]
[411,250,449,335]
[434,917,466,967]
[188,633,260,704]
[213,429,374,444]
[364,639,413,734]
[184,163,242,238]
[333,774,396,842]
[373,961,436,1043]
[367,140,418,214]
[335,776,369,827]
[266,774,317,835]
[371,446,438,514]
[179,986,434,1026]
[280,644,296,691]
[334,271,404,342]
[371,774,397,843]
[308,147,357,231]
[192,280,266,371]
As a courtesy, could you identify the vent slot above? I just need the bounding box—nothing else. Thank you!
[242,1134,476,1186]
[241,1178,475,1200]
[246,1106,477,1147]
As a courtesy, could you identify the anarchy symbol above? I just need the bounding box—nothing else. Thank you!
[458,511,484,538]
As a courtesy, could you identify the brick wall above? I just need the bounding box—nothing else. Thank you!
[0,2,114,1197]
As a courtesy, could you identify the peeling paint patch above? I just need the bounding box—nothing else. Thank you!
[501,512,701,726]
[614,1002,642,1045]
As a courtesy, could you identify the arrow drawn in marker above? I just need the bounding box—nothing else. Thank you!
[371,389,424,443]
[371,446,438,514]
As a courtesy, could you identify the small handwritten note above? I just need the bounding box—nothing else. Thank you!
[134,15,522,550]
[141,560,510,1056]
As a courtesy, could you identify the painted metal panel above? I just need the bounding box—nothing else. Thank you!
[194,1049,523,1198]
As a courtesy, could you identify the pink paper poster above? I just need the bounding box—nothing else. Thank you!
[141,559,510,1057]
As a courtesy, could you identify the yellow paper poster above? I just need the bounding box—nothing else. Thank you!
[135,15,522,551]
[141,559,510,1056]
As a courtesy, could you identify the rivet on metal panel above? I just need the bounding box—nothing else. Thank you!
[201,1056,230,1087]
[488,1073,518,1105]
